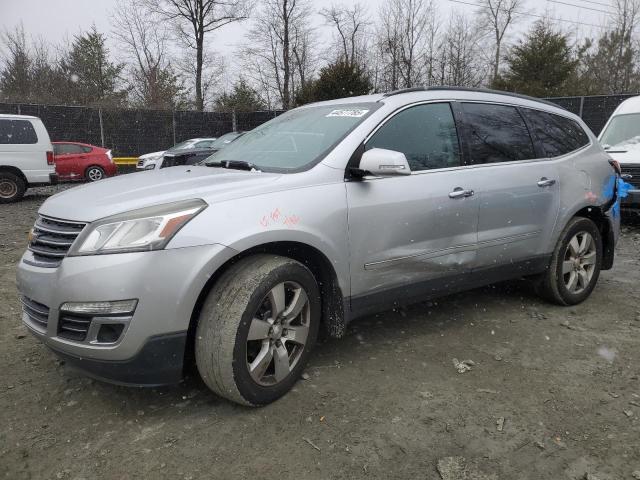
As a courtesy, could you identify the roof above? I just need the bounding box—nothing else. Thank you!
[611,95,640,115]
[0,113,38,120]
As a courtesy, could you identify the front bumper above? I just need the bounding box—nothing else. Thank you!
[49,332,188,386]
[16,243,237,385]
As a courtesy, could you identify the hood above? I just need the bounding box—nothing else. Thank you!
[139,150,165,160]
[41,166,282,222]
[606,141,640,165]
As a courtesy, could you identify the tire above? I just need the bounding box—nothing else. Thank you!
[195,254,321,406]
[535,217,602,305]
[85,166,105,182]
[0,171,26,203]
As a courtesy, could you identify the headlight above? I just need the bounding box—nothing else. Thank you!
[144,163,156,170]
[69,199,206,256]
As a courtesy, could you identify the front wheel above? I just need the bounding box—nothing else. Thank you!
[534,217,602,305]
[195,254,321,406]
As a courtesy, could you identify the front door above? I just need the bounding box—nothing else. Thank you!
[346,102,480,314]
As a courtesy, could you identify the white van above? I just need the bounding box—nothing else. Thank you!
[599,96,640,211]
[0,114,57,203]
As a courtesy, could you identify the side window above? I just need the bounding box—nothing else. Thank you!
[462,103,536,164]
[53,144,62,155]
[365,103,461,171]
[0,119,38,144]
[82,146,92,153]
[523,109,589,157]
[58,144,82,154]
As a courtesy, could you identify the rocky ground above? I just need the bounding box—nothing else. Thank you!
[1,185,639,480]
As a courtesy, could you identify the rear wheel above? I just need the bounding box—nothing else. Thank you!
[534,217,602,305]
[0,171,26,203]
[85,166,105,182]
[195,254,321,406]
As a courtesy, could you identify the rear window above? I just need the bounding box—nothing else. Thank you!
[523,109,589,157]
[0,119,38,144]
[461,103,536,164]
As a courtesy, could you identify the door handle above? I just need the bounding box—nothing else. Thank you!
[449,187,474,199]
[537,177,556,187]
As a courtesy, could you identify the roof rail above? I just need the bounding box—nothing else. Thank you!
[382,85,564,110]
[382,87,427,97]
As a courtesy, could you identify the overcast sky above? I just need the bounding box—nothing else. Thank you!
[0,0,613,87]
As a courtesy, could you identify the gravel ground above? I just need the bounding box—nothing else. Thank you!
[1,185,639,480]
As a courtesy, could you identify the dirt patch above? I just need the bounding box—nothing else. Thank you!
[1,187,639,479]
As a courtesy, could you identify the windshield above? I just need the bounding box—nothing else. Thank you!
[204,103,378,171]
[170,139,196,150]
[209,132,243,149]
[600,113,640,149]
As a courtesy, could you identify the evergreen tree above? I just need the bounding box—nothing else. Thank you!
[495,21,578,97]
[0,25,33,102]
[295,60,372,105]
[579,29,640,95]
[215,79,266,112]
[59,26,126,106]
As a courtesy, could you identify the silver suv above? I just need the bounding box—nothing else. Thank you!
[17,88,621,406]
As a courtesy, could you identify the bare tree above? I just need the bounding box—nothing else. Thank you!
[477,0,523,84]
[241,0,314,109]
[112,0,185,108]
[320,3,370,68]
[143,0,253,111]
[376,0,436,90]
[436,12,487,87]
[613,0,640,90]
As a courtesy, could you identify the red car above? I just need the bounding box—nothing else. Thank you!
[52,142,117,182]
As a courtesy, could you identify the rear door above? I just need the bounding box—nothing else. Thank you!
[346,102,480,313]
[459,102,560,271]
[53,143,77,179]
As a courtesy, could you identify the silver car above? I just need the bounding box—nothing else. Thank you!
[17,88,621,406]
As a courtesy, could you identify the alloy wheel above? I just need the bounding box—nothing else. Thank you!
[246,281,310,386]
[562,231,597,294]
[87,168,104,181]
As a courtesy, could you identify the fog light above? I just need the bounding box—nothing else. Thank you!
[60,300,138,315]
[97,323,125,343]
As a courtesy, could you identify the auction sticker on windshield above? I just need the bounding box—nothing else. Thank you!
[326,109,369,118]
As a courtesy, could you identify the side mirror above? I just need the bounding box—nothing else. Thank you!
[359,148,411,176]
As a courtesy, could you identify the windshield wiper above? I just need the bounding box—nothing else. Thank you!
[206,160,261,171]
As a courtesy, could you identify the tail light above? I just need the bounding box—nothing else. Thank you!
[46,151,55,165]
[609,159,621,175]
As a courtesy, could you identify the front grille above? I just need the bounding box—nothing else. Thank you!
[27,215,86,268]
[58,313,92,341]
[621,164,640,188]
[20,296,49,332]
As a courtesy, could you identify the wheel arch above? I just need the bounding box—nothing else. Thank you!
[568,205,615,270]
[184,240,347,371]
[0,165,28,185]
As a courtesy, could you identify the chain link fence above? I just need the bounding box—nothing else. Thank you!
[0,94,636,157]
[0,103,284,157]
[545,93,639,135]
